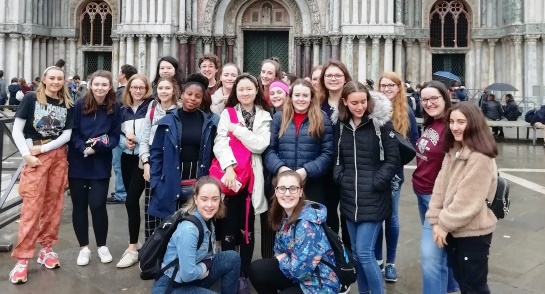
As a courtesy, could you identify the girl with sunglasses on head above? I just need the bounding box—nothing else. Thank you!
[249,170,340,294]
[213,74,272,282]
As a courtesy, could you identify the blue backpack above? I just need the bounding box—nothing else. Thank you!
[455,88,468,101]
[524,109,536,123]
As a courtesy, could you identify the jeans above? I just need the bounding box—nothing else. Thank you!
[112,145,126,201]
[375,176,401,263]
[151,250,241,294]
[416,191,460,294]
[346,220,384,294]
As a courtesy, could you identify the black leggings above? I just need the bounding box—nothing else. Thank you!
[220,192,255,277]
[68,178,110,247]
[323,173,351,251]
[249,258,303,294]
[121,153,146,244]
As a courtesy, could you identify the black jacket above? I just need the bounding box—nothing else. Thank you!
[334,92,400,223]
[503,100,520,121]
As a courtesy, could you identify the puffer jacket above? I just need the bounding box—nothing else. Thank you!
[274,202,339,294]
[264,111,334,178]
[334,93,400,222]
[482,99,504,120]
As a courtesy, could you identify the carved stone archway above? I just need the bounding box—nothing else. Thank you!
[422,0,478,29]
[70,0,118,28]
[228,0,303,35]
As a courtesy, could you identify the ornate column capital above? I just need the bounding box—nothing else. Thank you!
[487,38,498,46]
[323,36,331,46]
[295,37,304,46]
[524,34,540,43]
[56,37,66,42]
[126,34,135,40]
[303,37,312,47]
[160,34,172,40]
[214,36,224,47]
[395,38,403,46]
[136,34,147,39]
[384,36,394,44]
[67,37,78,43]
[110,36,119,42]
[24,34,35,40]
[150,35,158,43]
[512,35,522,44]
[344,35,355,41]
[404,38,414,46]
[225,36,236,45]
[357,35,368,43]
[417,38,428,45]
[188,36,197,44]
[311,37,321,45]
[177,34,189,44]
[202,36,213,45]
[9,33,21,40]
[371,36,381,44]
[329,36,341,46]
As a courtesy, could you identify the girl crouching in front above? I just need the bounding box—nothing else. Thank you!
[151,176,240,294]
[249,170,340,294]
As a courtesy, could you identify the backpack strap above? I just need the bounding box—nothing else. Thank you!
[149,100,158,123]
[226,107,240,124]
[372,121,385,161]
[335,124,344,165]
[182,214,205,250]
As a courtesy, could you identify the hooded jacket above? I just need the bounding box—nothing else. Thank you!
[139,101,178,162]
[274,202,339,294]
[148,110,218,218]
[334,92,400,222]
[119,98,153,155]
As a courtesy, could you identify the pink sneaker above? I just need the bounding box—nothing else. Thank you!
[37,247,60,269]
[9,259,29,284]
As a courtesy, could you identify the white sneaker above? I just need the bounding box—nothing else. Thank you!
[97,246,113,264]
[77,247,91,266]
[116,249,138,268]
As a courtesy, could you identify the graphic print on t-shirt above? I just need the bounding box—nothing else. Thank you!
[416,127,440,161]
[33,102,67,137]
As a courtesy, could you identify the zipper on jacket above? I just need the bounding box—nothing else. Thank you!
[352,126,358,221]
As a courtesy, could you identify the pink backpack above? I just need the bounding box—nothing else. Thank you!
[209,107,254,196]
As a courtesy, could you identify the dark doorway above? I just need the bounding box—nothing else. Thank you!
[432,54,465,84]
[83,52,112,79]
[243,31,289,77]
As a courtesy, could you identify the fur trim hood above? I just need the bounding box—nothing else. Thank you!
[368,91,393,127]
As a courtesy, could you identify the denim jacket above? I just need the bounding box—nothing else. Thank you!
[162,210,215,283]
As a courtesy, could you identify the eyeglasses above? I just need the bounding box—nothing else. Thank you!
[421,96,441,104]
[130,86,146,92]
[379,83,397,90]
[324,74,344,80]
[275,186,301,195]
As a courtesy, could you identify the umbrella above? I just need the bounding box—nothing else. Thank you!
[433,71,461,83]
[487,83,518,92]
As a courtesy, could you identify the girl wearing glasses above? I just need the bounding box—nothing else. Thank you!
[375,72,419,282]
[411,81,459,294]
[213,74,272,281]
[249,170,340,294]
[116,74,154,268]
[334,82,400,294]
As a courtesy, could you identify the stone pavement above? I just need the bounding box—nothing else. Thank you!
[0,135,544,294]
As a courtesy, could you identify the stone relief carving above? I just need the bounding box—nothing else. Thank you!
[422,0,478,30]
[226,0,304,35]
[70,0,118,28]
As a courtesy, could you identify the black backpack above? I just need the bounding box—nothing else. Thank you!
[487,176,510,219]
[138,211,204,280]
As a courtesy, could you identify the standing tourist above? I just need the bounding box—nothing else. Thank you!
[211,63,240,115]
[259,59,282,107]
[198,54,221,95]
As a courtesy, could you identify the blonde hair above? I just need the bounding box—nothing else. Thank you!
[122,74,152,107]
[378,72,409,137]
[181,176,227,220]
[36,66,73,108]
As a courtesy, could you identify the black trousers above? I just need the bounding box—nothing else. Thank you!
[249,258,303,294]
[323,172,351,251]
[220,191,255,277]
[144,183,186,241]
[446,233,493,294]
[120,153,146,244]
[261,171,276,259]
[68,178,110,247]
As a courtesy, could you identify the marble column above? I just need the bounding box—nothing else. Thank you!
[19,35,24,78]
[141,0,148,23]
[487,39,497,84]
[178,35,189,77]
[303,38,312,77]
[192,0,198,33]
[405,39,414,83]
[161,34,171,57]
[32,37,40,78]
[369,0,377,24]
[23,34,33,81]
[40,38,47,75]
[214,37,223,61]
[137,35,147,75]
[295,38,303,77]
[395,0,403,24]
[126,35,135,66]
[357,35,368,82]
[473,39,483,89]
[47,38,54,68]
[0,0,5,24]
[343,0,350,24]
[53,38,59,65]
[343,35,355,76]
[394,38,403,74]
[188,37,196,74]
[202,37,212,54]
[119,36,126,66]
[111,36,119,81]
[57,37,66,63]
[165,0,172,24]
[330,36,341,60]
[9,34,20,80]
[514,35,524,96]
[133,0,140,22]
[150,0,156,23]
[387,0,394,24]
[332,0,340,32]
[150,35,159,78]
[171,36,178,62]
[186,0,192,31]
[351,0,358,24]
[158,0,164,23]
[378,0,385,24]
[25,0,33,23]
[0,34,5,72]
[407,0,414,27]
[419,39,427,83]
[324,37,332,60]
[226,36,235,63]
[360,0,368,24]
[371,36,380,82]
[384,36,393,72]
[512,0,522,24]
[178,0,185,33]
[312,37,321,67]
[524,35,538,97]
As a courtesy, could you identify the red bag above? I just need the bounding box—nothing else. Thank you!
[209,107,254,196]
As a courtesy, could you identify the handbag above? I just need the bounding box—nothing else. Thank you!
[394,131,416,165]
[180,179,197,201]
[486,175,510,219]
[209,107,254,196]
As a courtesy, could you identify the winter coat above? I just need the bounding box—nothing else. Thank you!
[334,93,400,222]
[274,202,339,294]
[213,104,272,214]
[264,111,334,178]
[482,100,504,120]
[210,87,228,115]
[530,105,545,125]
[148,110,218,218]
[503,100,521,121]
[139,101,178,162]
[119,98,153,155]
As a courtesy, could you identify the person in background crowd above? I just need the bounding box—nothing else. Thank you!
[364,79,374,91]
[481,94,504,138]
[9,66,74,284]
[529,104,545,148]
[8,77,22,106]
[334,83,400,294]
[268,80,289,113]
[70,75,81,100]
[211,63,241,115]
[411,81,459,294]
[151,56,186,94]
[107,64,138,205]
[310,65,322,93]
[214,74,271,282]
[68,70,121,267]
[318,60,353,256]
[259,58,282,107]
[0,70,6,105]
[19,79,31,94]
[479,85,489,108]
[116,74,154,268]
[54,59,65,69]
[31,77,40,91]
[502,94,521,121]
[249,170,340,294]
[413,84,423,118]
[198,54,221,95]
[427,102,498,293]
[151,177,240,294]
[281,72,297,86]
[146,74,218,238]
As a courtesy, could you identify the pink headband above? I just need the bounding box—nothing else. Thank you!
[269,81,290,96]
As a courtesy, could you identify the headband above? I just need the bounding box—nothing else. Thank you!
[269,81,290,96]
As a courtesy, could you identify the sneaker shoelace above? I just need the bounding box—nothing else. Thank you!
[11,262,27,275]
[43,250,59,260]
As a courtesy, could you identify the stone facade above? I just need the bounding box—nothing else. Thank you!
[1,0,545,100]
